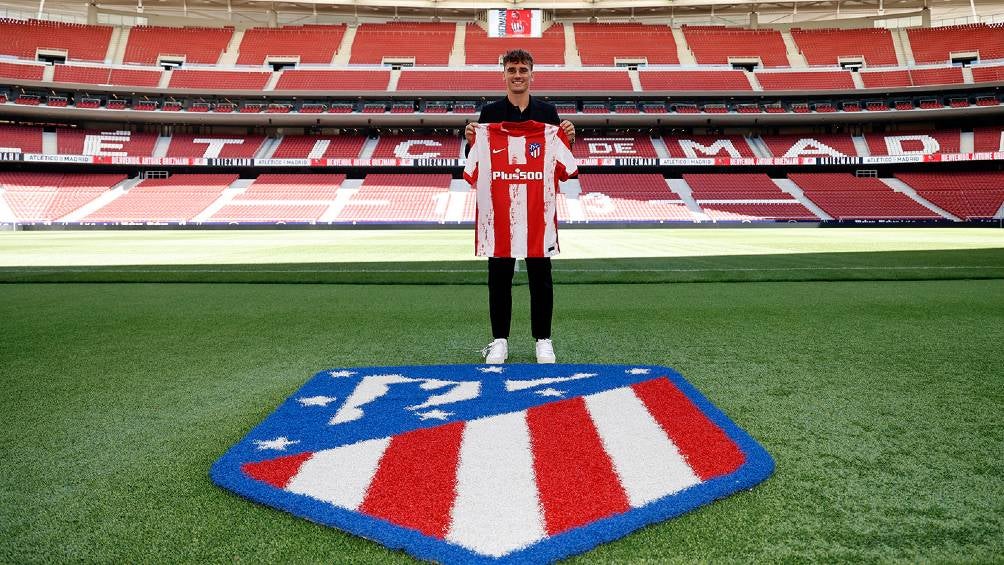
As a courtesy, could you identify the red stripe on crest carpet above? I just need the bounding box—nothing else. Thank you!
[241,451,313,489]
[632,378,746,480]
[528,397,631,535]
[359,422,465,538]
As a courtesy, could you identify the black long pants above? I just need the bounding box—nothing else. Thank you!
[488,257,552,340]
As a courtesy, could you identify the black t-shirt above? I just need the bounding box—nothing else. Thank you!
[476,95,561,126]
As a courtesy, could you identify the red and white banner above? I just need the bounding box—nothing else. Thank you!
[488,9,542,38]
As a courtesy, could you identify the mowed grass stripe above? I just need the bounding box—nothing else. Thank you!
[2,248,1002,284]
[1,228,1002,266]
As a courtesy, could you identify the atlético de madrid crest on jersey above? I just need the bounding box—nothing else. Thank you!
[211,364,774,563]
[528,142,541,159]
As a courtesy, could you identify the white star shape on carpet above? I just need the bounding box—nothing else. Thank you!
[478,366,504,373]
[417,409,453,421]
[535,388,566,398]
[254,436,300,451]
[297,395,337,407]
[626,368,651,375]
[329,370,356,378]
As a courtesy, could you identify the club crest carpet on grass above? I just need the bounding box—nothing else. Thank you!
[211,364,774,563]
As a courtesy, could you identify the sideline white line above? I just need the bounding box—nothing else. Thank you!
[0,265,1001,274]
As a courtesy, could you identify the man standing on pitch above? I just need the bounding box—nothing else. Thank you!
[464,49,576,364]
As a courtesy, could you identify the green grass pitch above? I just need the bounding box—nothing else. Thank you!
[1,227,1002,563]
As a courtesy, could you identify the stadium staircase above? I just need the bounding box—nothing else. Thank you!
[878,177,959,220]
[152,135,171,158]
[896,29,917,66]
[109,26,129,64]
[256,137,281,159]
[851,135,871,157]
[770,178,832,220]
[670,28,696,65]
[58,176,138,222]
[959,131,975,153]
[889,29,910,66]
[563,23,581,67]
[218,30,244,66]
[263,71,281,91]
[0,190,16,223]
[665,179,710,221]
[317,178,360,222]
[41,131,57,155]
[332,25,356,66]
[41,65,55,83]
[192,178,253,222]
[779,31,808,67]
[449,22,466,67]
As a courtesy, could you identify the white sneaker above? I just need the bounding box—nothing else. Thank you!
[481,338,508,364]
[535,339,556,364]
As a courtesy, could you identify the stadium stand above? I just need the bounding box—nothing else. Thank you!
[756,71,855,90]
[684,173,790,199]
[465,23,565,65]
[271,135,367,159]
[396,71,500,92]
[906,23,1004,64]
[573,135,658,158]
[579,173,674,199]
[0,61,45,81]
[273,70,390,91]
[337,173,452,222]
[682,26,789,67]
[578,173,691,221]
[789,28,898,67]
[860,70,912,88]
[788,173,941,219]
[573,23,679,66]
[169,69,271,90]
[895,171,1004,219]
[395,70,630,93]
[761,133,857,157]
[232,173,344,200]
[971,65,1004,83]
[0,19,112,62]
[370,134,461,159]
[0,172,125,221]
[700,202,820,221]
[123,25,233,64]
[83,174,237,222]
[638,70,752,91]
[973,127,1004,152]
[350,22,455,65]
[236,24,346,65]
[684,173,820,220]
[531,71,634,92]
[56,128,158,156]
[865,130,960,155]
[208,173,342,221]
[664,135,757,158]
[909,67,964,86]
[52,65,162,87]
[209,203,328,222]
[166,134,267,158]
[0,124,44,153]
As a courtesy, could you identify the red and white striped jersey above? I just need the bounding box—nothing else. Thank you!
[464,120,577,258]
